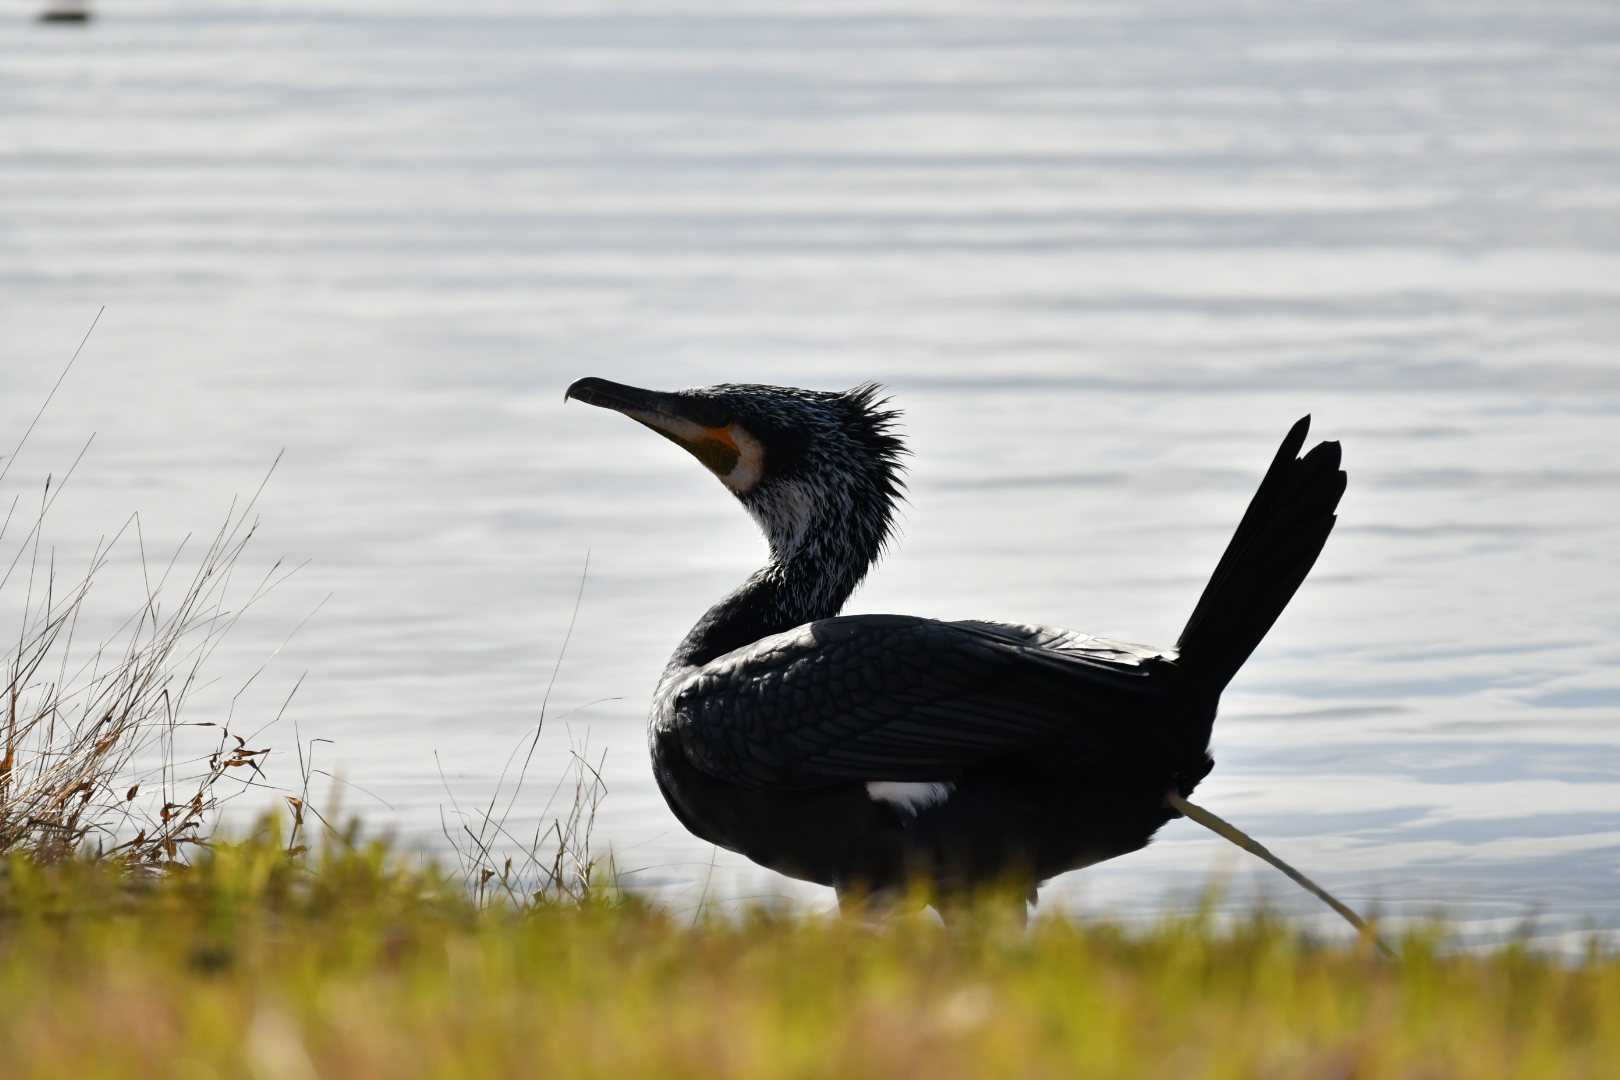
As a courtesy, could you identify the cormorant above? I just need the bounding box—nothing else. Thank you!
[566,377,1345,916]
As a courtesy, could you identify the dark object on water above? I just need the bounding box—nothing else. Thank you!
[38,6,91,22]
[566,378,1346,917]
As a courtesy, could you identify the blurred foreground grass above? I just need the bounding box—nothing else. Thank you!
[2,826,1616,1080]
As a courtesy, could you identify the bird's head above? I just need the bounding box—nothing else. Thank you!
[565,377,907,564]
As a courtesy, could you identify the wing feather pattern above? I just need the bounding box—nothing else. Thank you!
[668,614,1178,790]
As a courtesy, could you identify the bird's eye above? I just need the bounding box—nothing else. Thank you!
[675,397,733,429]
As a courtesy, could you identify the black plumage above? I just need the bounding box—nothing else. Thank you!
[565,377,1346,914]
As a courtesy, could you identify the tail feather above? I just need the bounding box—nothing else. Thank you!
[1176,417,1346,691]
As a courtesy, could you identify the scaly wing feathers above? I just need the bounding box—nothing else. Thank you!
[669,615,1175,790]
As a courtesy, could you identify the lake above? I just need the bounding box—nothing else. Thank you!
[3,0,1618,941]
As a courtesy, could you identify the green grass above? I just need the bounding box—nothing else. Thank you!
[2,826,1616,1079]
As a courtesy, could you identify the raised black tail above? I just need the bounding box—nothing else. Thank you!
[1176,417,1346,692]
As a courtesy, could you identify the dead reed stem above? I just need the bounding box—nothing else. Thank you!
[439,556,619,908]
[0,460,288,865]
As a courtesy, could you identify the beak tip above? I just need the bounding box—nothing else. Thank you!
[563,377,598,405]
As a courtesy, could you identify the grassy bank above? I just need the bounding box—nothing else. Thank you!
[2,827,1616,1079]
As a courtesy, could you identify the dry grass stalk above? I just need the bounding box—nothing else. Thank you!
[446,735,610,909]
[0,474,285,865]
[439,556,618,908]
[439,665,616,905]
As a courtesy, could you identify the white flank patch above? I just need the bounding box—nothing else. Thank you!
[866,781,954,815]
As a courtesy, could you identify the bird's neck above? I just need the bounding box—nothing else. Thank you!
[669,513,882,671]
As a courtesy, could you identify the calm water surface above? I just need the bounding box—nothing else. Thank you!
[3,0,1618,938]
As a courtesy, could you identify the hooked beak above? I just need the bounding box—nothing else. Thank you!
[565,377,764,493]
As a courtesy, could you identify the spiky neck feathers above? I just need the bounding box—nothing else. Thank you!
[669,384,906,669]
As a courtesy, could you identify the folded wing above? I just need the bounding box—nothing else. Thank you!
[667,614,1179,790]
